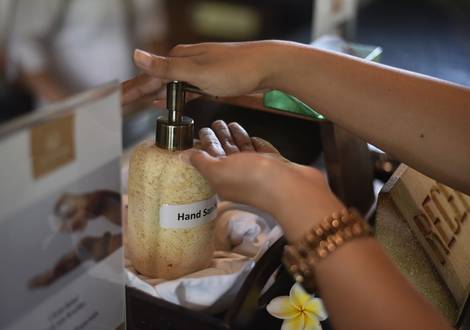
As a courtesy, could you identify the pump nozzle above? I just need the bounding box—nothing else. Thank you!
[166,81,185,124]
[156,81,196,151]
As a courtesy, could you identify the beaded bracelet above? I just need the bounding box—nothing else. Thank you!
[282,208,371,291]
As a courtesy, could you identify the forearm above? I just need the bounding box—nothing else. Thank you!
[269,169,451,330]
[315,238,451,330]
[269,43,470,194]
[275,199,451,329]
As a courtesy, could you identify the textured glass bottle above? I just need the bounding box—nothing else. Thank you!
[126,82,216,279]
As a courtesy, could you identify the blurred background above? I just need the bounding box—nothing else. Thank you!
[1,0,469,164]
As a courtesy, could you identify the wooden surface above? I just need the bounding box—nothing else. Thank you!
[122,92,322,122]
[320,121,375,216]
[204,94,320,122]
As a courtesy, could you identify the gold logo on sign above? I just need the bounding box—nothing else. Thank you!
[30,114,75,179]
[413,183,470,265]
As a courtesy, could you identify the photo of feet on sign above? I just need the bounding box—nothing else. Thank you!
[0,160,122,329]
[27,189,122,289]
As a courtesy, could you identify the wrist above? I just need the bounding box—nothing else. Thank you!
[259,41,306,91]
[258,40,299,91]
[278,196,345,243]
[271,168,345,243]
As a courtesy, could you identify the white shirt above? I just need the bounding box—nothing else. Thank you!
[8,0,166,93]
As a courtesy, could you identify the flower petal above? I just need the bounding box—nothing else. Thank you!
[303,311,322,330]
[289,283,312,310]
[267,296,300,320]
[281,315,305,330]
[304,298,328,321]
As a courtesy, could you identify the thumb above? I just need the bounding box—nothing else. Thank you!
[251,137,280,154]
[180,149,220,179]
[134,49,198,82]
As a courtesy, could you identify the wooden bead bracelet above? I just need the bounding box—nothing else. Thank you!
[282,208,371,291]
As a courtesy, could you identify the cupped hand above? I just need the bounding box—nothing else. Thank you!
[191,120,344,242]
[122,41,288,104]
[198,119,281,157]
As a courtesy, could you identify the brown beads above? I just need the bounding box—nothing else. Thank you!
[282,208,370,292]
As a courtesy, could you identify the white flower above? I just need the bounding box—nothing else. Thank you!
[266,283,328,330]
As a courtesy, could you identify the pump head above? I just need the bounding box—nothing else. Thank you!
[155,81,201,151]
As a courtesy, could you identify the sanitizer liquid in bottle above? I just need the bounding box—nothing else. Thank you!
[127,81,216,279]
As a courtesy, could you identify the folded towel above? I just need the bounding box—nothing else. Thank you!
[125,201,283,313]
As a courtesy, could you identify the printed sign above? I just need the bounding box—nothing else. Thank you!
[0,83,124,330]
[384,165,470,305]
[30,114,75,179]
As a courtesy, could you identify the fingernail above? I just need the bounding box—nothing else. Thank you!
[134,49,152,68]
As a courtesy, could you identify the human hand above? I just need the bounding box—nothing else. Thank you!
[189,121,344,242]
[122,41,290,104]
[198,119,282,158]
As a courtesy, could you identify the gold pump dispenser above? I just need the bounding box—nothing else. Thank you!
[156,81,195,151]
[127,81,216,280]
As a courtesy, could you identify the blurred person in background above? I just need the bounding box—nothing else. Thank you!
[4,0,168,110]
[0,0,34,122]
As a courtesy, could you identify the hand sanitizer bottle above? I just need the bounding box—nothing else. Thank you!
[127,81,216,279]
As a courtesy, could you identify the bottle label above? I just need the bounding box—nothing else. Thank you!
[159,195,218,229]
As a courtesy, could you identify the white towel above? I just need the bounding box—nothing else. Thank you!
[125,201,283,313]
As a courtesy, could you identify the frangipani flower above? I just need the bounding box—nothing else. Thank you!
[267,283,328,330]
